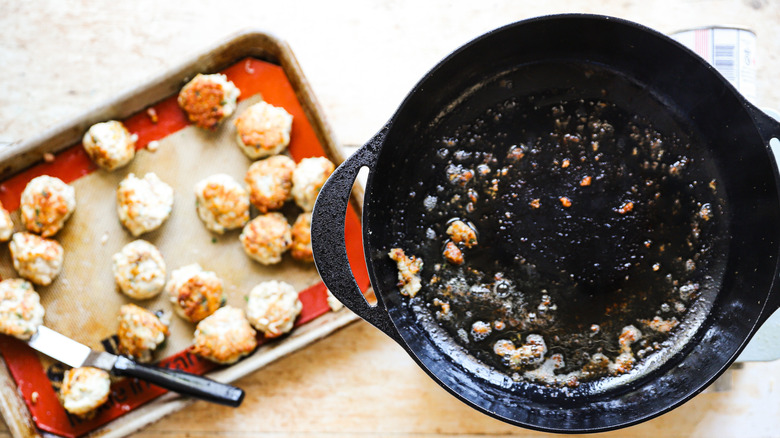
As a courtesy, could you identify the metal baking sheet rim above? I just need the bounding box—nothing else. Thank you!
[0,29,364,438]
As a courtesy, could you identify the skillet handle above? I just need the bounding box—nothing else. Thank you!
[748,104,780,323]
[311,125,402,343]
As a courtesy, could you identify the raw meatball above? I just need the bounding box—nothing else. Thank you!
[234,101,293,159]
[60,367,111,417]
[117,303,169,363]
[166,264,225,323]
[20,175,76,237]
[82,120,137,171]
[290,212,313,263]
[192,306,257,364]
[194,174,250,234]
[0,201,13,242]
[244,155,295,213]
[177,73,240,130]
[9,232,64,286]
[112,240,166,299]
[245,280,302,338]
[0,279,44,340]
[239,213,292,265]
[117,172,174,236]
[291,157,335,211]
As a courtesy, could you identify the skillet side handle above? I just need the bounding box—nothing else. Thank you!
[748,104,780,322]
[311,126,402,343]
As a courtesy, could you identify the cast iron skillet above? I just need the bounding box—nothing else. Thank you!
[311,14,780,432]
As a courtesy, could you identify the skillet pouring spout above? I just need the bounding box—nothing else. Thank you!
[312,13,780,433]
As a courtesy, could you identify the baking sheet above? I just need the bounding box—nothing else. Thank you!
[0,50,369,438]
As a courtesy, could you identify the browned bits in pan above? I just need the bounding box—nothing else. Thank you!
[507,145,525,161]
[446,220,478,248]
[561,158,570,168]
[580,175,592,186]
[641,315,679,333]
[443,241,464,265]
[446,164,474,186]
[699,203,712,221]
[530,198,541,209]
[563,134,580,145]
[616,201,634,214]
[388,248,423,298]
[433,298,451,319]
[559,197,572,208]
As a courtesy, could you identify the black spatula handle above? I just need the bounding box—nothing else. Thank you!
[311,124,402,343]
[112,355,244,407]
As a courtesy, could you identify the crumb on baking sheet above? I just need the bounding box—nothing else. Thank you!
[146,107,158,123]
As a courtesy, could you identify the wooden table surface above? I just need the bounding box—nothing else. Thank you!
[2,1,780,437]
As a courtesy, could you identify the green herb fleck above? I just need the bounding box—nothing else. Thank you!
[211,237,217,244]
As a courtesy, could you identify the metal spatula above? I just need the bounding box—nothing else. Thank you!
[27,326,244,407]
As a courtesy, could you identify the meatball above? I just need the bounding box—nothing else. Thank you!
[166,264,225,323]
[20,175,76,237]
[0,279,44,340]
[117,303,169,363]
[112,240,166,299]
[290,212,313,262]
[291,157,335,211]
[60,367,111,417]
[326,290,343,312]
[9,232,64,286]
[234,101,293,159]
[177,73,240,130]
[191,306,257,364]
[82,120,137,171]
[194,174,250,234]
[244,155,295,213]
[239,213,292,265]
[117,172,174,236]
[246,280,302,338]
[0,201,13,242]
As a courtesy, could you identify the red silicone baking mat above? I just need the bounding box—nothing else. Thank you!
[0,57,369,438]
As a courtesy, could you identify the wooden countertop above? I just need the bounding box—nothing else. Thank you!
[2,1,780,436]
